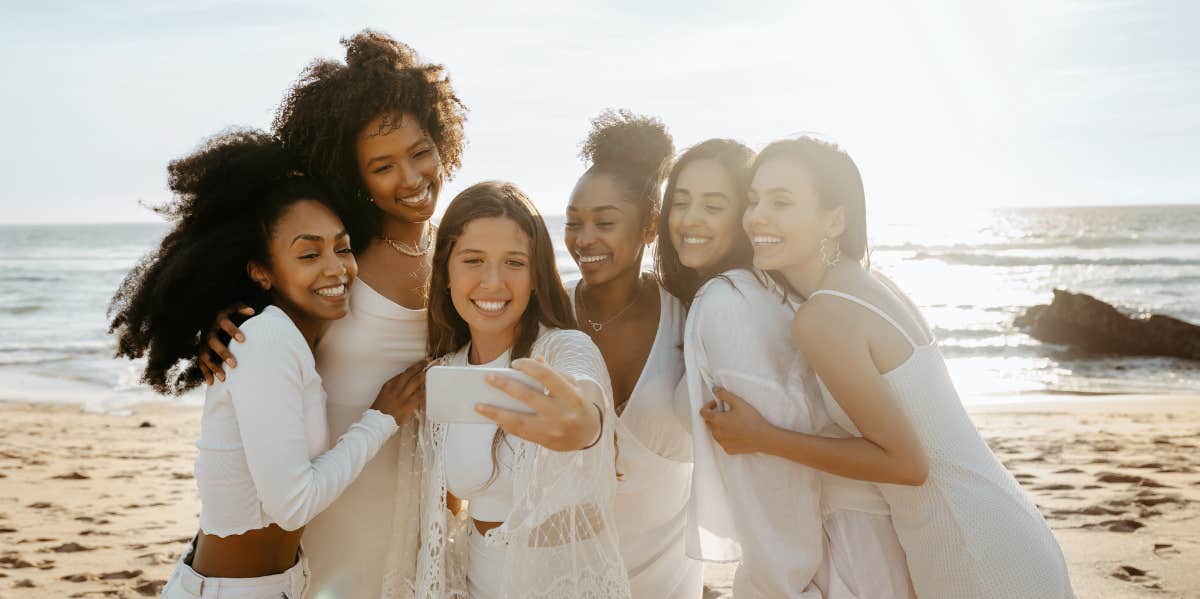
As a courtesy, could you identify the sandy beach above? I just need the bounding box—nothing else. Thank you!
[0,396,1197,598]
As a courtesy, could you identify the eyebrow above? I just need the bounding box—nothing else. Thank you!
[566,204,623,213]
[763,187,793,195]
[291,230,349,246]
[454,248,531,259]
[365,138,432,167]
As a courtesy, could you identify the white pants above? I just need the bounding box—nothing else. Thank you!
[466,525,507,599]
[161,539,309,598]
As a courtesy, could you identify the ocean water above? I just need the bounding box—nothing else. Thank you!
[1,204,1197,411]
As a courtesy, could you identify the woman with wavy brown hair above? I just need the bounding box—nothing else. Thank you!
[412,181,629,598]
[200,30,467,598]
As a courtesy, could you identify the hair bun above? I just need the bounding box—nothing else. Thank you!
[343,29,420,73]
[580,109,673,174]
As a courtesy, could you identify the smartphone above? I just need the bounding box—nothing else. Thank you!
[425,365,543,424]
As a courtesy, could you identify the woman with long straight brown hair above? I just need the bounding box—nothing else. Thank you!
[410,181,630,598]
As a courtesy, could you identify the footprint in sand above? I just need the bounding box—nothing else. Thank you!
[134,579,166,596]
[1153,543,1181,557]
[99,569,143,580]
[1111,564,1161,590]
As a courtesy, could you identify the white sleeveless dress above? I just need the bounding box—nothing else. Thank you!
[304,279,428,599]
[808,286,1074,598]
[568,278,704,599]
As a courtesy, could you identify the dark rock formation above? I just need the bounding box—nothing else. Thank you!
[1016,289,1200,360]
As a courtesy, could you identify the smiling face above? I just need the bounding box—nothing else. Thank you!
[249,199,357,330]
[447,216,534,356]
[667,158,743,276]
[355,112,442,224]
[565,173,653,285]
[743,158,843,273]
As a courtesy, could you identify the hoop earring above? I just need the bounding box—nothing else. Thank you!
[819,237,841,267]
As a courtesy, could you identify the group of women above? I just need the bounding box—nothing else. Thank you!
[109,30,1075,598]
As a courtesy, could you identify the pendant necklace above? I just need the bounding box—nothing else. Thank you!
[579,277,644,333]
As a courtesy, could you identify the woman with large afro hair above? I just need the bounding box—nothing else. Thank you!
[204,30,468,598]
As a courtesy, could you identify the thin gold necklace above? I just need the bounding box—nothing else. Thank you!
[378,223,434,257]
[578,276,644,333]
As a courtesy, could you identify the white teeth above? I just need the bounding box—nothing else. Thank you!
[472,299,507,313]
[752,235,783,245]
[398,186,431,206]
[682,237,710,245]
[316,284,346,297]
[579,254,608,264]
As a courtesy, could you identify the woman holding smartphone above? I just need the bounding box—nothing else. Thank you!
[108,130,422,598]
[412,181,629,598]
[200,30,468,598]
[562,110,702,598]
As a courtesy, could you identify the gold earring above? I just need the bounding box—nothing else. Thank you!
[819,237,841,267]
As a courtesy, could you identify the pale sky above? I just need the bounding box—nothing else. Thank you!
[1,0,1197,224]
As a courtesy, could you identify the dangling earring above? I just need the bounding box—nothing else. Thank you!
[819,237,841,267]
[360,190,375,204]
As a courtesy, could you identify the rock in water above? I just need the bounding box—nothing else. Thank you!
[1018,289,1200,360]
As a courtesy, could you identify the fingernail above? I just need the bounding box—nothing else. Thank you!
[227,358,237,368]
[474,404,486,413]
[485,374,497,383]
[235,334,245,342]
[217,373,225,382]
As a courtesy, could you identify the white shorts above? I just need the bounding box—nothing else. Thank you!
[161,538,309,598]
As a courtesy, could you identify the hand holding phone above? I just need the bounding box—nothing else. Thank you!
[426,365,542,424]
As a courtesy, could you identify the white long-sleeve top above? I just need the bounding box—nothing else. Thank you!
[683,269,825,599]
[194,305,399,536]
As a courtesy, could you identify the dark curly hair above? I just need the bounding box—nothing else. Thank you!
[655,138,757,305]
[578,109,674,225]
[107,129,336,395]
[751,137,868,264]
[272,29,467,253]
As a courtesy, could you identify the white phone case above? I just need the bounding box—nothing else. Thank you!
[425,365,543,424]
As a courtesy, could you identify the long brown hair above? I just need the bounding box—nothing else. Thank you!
[426,181,577,488]
[426,180,576,361]
[655,138,756,305]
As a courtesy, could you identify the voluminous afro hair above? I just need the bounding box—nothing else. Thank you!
[107,129,334,395]
[273,29,468,252]
[579,109,674,223]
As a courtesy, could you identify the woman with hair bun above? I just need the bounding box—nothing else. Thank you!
[201,30,468,598]
[563,110,703,598]
[108,130,422,598]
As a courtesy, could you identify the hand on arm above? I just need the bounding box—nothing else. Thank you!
[371,358,429,426]
[476,356,603,452]
[198,304,254,384]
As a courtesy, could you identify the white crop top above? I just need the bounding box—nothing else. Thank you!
[443,348,515,522]
[194,305,399,536]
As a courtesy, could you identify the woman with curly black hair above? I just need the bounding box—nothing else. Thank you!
[561,110,704,598]
[108,130,422,597]
[202,30,469,598]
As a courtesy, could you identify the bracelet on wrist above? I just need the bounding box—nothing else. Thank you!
[579,402,604,450]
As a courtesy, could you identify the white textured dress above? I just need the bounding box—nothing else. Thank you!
[682,269,826,598]
[808,285,1074,598]
[414,327,631,599]
[303,279,428,599]
[568,279,704,599]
